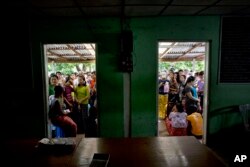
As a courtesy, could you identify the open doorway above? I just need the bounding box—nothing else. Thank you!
[43,43,97,138]
[157,41,209,144]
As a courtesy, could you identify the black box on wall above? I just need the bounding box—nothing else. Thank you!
[120,30,133,72]
[121,30,133,53]
[120,52,133,72]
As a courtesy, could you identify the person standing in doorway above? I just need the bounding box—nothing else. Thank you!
[166,69,179,117]
[74,75,90,134]
[197,71,205,114]
[183,76,200,115]
[158,71,169,119]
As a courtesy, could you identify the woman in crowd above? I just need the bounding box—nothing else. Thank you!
[183,76,200,115]
[74,75,90,133]
[49,85,77,137]
[166,69,179,117]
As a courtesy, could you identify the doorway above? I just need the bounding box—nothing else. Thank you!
[157,41,209,144]
[43,43,97,138]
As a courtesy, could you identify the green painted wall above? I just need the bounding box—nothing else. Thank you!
[31,18,124,137]
[130,16,220,136]
[130,16,250,138]
[30,16,250,140]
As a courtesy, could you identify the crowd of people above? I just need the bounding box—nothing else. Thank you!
[48,68,204,138]
[158,68,204,139]
[48,71,97,137]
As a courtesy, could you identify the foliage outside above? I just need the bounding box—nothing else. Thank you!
[48,62,96,75]
[47,61,204,75]
[159,61,205,73]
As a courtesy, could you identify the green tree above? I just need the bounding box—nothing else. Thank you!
[48,62,95,75]
[159,61,204,72]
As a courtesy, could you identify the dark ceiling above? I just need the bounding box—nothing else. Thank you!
[7,0,249,63]
[7,0,250,18]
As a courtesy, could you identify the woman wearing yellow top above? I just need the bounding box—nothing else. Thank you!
[74,75,90,134]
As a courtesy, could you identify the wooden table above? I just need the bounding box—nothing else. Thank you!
[3,136,227,167]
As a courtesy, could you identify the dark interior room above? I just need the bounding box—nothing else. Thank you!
[3,0,250,166]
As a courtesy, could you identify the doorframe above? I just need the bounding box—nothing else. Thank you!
[41,42,97,138]
[42,43,50,138]
[203,42,209,144]
[156,41,209,144]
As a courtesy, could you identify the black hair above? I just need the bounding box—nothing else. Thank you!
[65,74,71,83]
[178,69,183,73]
[50,73,56,77]
[184,76,195,87]
[78,75,87,86]
[199,71,204,76]
[56,71,62,75]
[49,74,59,85]
[175,102,184,113]
[54,85,64,97]
[50,73,58,79]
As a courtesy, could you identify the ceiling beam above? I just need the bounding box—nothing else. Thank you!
[47,59,95,63]
[67,44,88,60]
[176,42,203,60]
[159,58,204,62]
[160,42,177,58]
[47,50,68,61]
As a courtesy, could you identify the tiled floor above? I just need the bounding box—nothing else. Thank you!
[158,119,169,136]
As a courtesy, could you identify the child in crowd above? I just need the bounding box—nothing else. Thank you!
[166,102,188,136]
